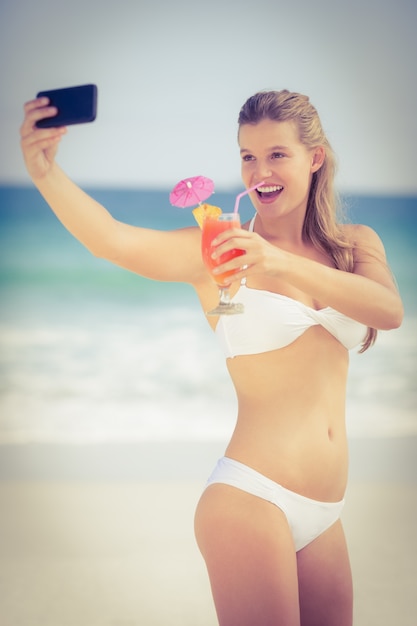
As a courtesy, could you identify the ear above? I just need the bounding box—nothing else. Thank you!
[311,146,325,173]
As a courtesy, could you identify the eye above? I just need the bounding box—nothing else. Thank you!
[242,154,255,162]
[272,152,285,159]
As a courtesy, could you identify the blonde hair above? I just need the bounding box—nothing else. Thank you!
[238,90,376,351]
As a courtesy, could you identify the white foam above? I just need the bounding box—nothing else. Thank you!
[0,310,415,444]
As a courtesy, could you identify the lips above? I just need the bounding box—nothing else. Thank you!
[256,184,283,201]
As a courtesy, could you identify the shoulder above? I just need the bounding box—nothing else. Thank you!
[340,223,387,264]
[341,223,386,250]
[341,222,382,245]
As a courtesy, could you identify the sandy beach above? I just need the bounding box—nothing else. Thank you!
[0,438,416,626]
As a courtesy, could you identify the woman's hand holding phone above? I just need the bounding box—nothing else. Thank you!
[20,84,97,181]
[20,98,67,181]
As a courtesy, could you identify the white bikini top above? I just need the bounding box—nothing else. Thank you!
[215,215,368,358]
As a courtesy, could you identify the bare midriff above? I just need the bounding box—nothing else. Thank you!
[223,325,350,503]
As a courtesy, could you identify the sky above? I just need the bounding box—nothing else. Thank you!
[1,0,416,194]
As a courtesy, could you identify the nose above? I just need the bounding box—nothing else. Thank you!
[255,160,273,180]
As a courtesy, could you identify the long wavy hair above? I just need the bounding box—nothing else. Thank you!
[238,90,376,351]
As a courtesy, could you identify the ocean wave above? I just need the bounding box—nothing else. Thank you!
[0,305,415,443]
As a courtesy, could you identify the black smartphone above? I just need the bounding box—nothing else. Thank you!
[35,84,97,128]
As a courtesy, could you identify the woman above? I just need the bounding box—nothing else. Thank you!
[20,89,403,626]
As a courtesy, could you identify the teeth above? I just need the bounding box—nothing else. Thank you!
[257,185,283,193]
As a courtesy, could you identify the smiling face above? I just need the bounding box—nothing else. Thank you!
[238,119,325,224]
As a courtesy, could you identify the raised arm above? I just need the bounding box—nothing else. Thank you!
[20,97,204,284]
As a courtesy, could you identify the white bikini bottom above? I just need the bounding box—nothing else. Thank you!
[205,456,345,552]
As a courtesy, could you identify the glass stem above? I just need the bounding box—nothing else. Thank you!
[218,287,231,305]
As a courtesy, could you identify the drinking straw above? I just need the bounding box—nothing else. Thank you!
[233,181,265,213]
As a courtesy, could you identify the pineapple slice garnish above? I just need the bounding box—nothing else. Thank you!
[192,203,222,229]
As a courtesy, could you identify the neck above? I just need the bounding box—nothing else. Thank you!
[252,212,307,247]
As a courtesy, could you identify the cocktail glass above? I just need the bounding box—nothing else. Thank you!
[202,212,245,315]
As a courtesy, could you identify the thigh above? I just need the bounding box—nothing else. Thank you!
[297,520,353,626]
[194,483,301,626]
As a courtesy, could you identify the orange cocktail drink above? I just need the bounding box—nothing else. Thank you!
[201,212,245,315]
[202,213,244,286]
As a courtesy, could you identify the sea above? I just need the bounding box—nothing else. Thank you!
[0,185,416,446]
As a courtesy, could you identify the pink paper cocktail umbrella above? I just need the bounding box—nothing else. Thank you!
[169,175,215,208]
